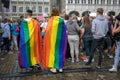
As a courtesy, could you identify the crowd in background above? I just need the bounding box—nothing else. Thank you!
[0,8,120,72]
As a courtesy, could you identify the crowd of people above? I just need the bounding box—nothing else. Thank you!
[0,8,120,73]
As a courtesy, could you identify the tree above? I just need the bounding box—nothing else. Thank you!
[1,0,10,9]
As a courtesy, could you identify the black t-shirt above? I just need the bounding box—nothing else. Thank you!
[114,25,120,41]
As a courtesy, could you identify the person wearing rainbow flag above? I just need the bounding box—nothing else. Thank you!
[42,8,67,73]
[18,10,42,70]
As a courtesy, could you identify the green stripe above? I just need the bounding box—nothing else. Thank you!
[54,18,63,68]
[23,21,32,66]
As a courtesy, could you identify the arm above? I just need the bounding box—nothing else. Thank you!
[80,28,85,38]
[91,20,96,34]
[75,22,80,32]
[113,26,120,33]
[113,20,120,35]
[6,25,11,40]
[105,22,108,35]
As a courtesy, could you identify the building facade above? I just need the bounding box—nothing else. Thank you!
[50,0,65,13]
[66,0,120,15]
[0,0,50,19]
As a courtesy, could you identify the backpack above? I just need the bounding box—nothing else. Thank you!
[16,26,20,32]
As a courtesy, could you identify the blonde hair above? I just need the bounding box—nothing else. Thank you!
[12,19,18,24]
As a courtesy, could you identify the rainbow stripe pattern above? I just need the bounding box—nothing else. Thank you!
[18,19,42,68]
[42,16,67,69]
[41,28,45,36]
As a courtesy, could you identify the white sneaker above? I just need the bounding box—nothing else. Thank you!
[84,58,88,62]
[109,67,117,72]
[108,55,113,59]
[71,59,74,63]
[76,59,79,62]
[92,58,94,62]
[59,69,63,73]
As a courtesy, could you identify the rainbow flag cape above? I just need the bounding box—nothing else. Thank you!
[18,19,42,68]
[42,16,67,69]
[41,28,45,36]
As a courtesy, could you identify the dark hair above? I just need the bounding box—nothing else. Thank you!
[51,8,59,16]
[27,10,33,16]
[97,8,104,14]
[83,16,91,29]
[116,13,120,21]
[20,15,24,19]
[64,14,69,20]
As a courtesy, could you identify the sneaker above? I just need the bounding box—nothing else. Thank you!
[85,62,91,65]
[108,55,113,59]
[50,68,57,73]
[84,58,88,63]
[92,59,94,62]
[59,69,63,73]
[76,59,80,63]
[96,66,101,69]
[71,58,74,63]
[109,67,117,72]
[71,60,74,63]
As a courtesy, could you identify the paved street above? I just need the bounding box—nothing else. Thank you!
[0,52,120,80]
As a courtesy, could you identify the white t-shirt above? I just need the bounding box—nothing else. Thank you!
[40,22,47,29]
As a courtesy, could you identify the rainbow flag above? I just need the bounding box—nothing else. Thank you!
[42,16,67,69]
[41,28,45,36]
[18,19,42,68]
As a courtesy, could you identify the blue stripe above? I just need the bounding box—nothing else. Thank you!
[59,19,66,68]
[20,21,29,68]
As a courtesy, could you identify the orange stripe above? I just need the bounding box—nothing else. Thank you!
[32,19,42,64]
[43,17,54,68]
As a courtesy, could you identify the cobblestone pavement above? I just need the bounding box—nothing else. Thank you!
[0,52,120,80]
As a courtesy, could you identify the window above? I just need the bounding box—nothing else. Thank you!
[25,0,30,1]
[68,0,73,4]
[75,0,80,4]
[71,0,73,3]
[101,0,105,5]
[26,6,30,11]
[95,0,99,4]
[81,0,83,4]
[32,6,36,12]
[68,0,70,3]
[88,0,92,4]
[18,0,24,1]
[75,0,77,4]
[31,0,37,2]
[6,9,10,12]
[38,6,42,12]
[19,6,23,12]
[12,6,16,12]
[83,0,86,4]
[107,0,111,5]
[113,0,117,5]
[45,7,48,13]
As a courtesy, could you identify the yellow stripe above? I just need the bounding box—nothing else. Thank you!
[48,16,59,67]
[28,20,36,65]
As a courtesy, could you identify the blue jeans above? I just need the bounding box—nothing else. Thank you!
[83,38,93,56]
[113,41,120,69]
